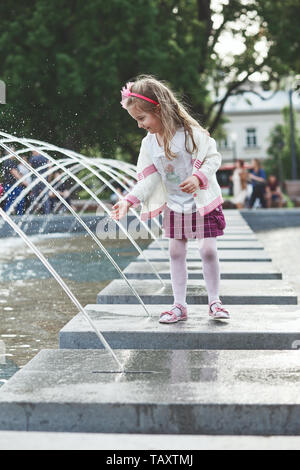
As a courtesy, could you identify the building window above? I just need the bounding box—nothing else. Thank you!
[219,137,229,150]
[246,128,257,147]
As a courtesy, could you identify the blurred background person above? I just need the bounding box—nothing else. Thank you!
[232,159,248,209]
[265,175,283,208]
[17,154,33,211]
[120,177,136,196]
[248,158,267,209]
[1,147,29,214]
[29,150,50,214]
[110,183,125,205]
[49,170,73,213]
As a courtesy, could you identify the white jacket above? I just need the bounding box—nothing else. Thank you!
[124,126,224,220]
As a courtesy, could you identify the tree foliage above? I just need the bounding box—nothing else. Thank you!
[266,108,300,182]
[0,0,299,160]
[257,0,300,77]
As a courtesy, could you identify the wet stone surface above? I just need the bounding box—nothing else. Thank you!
[2,349,300,434]
[59,304,300,350]
[0,234,151,380]
[97,278,297,305]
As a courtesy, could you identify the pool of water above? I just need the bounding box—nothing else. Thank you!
[0,232,151,385]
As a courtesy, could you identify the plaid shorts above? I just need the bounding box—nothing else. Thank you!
[163,204,226,239]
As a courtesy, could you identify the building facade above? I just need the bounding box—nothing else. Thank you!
[219,89,300,164]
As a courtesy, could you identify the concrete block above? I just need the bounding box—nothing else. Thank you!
[2,349,300,434]
[124,260,281,273]
[147,246,265,251]
[124,272,282,280]
[241,209,300,232]
[135,249,272,262]
[97,279,297,305]
[59,304,300,350]
[123,260,282,280]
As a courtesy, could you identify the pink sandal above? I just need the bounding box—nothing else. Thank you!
[159,303,188,324]
[209,300,230,320]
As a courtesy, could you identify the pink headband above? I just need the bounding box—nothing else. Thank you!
[120,82,159,108]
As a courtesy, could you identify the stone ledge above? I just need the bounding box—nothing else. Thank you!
[2,349,300,435]
[97,279,297,305]
[59,304,300,351]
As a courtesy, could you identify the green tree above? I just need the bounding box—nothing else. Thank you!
[265,125,285,184]
[265,108,300,182]
[0,0,299,160]
[257,0,300,76]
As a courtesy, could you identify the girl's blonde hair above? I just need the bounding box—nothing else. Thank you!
[123,75,206,160]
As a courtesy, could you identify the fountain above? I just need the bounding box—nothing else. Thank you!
[0,206,124,372]
[1,132,300,439]
[0,137,160,305]
[1,133,166,286]
[0,131,168,375]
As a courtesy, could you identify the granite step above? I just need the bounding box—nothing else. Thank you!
[135,249,272,262]
[2,349,300,434]
[59,304,300,350]
[123,261,282,280]
[96,279,297,305]
[151,240,263,248]
[159,235,259,241]
[125,272,282,280]
[147,246,265,251]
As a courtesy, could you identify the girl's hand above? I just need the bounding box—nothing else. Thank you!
[110,199,132,220]
[179,175,200,194]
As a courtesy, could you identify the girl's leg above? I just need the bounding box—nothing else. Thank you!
[159,238,188,323]
[169,238,188,308]
[198,237,220,304]
[198,237,230,318]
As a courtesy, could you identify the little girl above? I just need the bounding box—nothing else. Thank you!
[111,75,230,322]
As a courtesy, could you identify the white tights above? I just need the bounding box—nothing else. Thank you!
[169,238,220,306]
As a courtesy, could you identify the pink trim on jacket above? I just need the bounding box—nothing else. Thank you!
[193,169,208,189]
[141,202,167,221]
[193,159,203,170]
[198,195,224,216]
[124,194,141,207]
[193,171,208,189]
[137,163,158,181]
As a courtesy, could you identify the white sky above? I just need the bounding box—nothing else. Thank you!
[210,0,269,75]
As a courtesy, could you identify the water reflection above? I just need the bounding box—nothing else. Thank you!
[0,359,20,386]
[0,234,150,383]
[112,350,219,384]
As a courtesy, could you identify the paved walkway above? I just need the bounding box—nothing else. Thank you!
[0,210,300,448]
